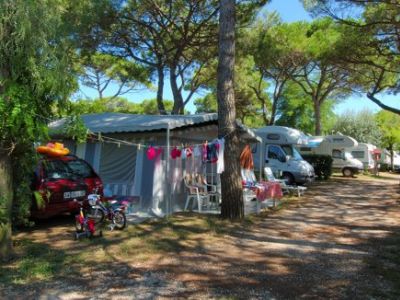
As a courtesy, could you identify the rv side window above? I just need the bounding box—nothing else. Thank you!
[332,149,343,159]
[267,145,286,162]
[266,133,280,140]
[351,151,364,159]
[333,138,344,142]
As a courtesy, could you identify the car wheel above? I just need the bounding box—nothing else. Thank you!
[342,168,353,177]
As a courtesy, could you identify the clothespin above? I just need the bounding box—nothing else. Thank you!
[138,143,141,150]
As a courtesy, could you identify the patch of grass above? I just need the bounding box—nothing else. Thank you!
[2,211,272,286]
[0,239,67,284]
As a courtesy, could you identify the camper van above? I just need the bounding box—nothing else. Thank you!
[380,150,400,172]
[253,126,315,185]
[349,143,377,170]
[298,134,363,177]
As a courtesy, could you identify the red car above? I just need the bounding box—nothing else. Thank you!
[31,155,103,218]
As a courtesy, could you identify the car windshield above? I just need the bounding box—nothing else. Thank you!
[66,159,94,178]
[281,145,303,160]
[43,159,94,180]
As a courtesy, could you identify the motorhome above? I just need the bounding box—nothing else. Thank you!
[380,149,400,172]
[298,133,363,177]
[253,126,315,185]
[349,143,377,170]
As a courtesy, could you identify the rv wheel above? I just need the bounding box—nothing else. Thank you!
[282,173,295,185]
[342,168,353,177]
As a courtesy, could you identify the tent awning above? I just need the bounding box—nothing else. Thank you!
[49,113,261,143]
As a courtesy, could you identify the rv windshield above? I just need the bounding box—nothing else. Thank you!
[281,145,303,160]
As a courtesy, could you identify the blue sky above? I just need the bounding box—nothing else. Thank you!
[79,0,399,115]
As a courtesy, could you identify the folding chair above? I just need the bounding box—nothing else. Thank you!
[264,167,306,197]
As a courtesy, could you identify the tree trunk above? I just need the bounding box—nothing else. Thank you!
[0,152,13,261]
[217,0,243,220]
[156,65,167,115]
[170,65,185,115]
[313,99,322,135]
[269,98,277,125]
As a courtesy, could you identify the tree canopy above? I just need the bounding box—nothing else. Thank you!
[0,0,79,259]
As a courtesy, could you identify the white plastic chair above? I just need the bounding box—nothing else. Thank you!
[264,167,306,197]
[183,174,210,212]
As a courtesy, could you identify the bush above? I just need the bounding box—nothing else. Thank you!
[302,154,333,180]
[380,163,389,172]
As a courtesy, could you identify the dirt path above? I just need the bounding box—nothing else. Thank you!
[2,174,400,299]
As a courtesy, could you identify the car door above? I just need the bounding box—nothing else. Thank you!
[332,149,344,169]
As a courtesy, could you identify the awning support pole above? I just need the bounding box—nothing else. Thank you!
[165,125,170,216]
[259,141,263,180]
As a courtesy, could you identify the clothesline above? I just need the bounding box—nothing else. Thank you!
[86,128,233,149]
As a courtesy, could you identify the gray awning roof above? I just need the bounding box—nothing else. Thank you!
[49,113,261,142]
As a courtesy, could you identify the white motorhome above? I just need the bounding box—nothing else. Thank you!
[349,143,377,170]
[298,134,363,177]
[253,126,315,185]
[381,150,400,172]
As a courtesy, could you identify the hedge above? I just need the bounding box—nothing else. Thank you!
[302,154,333,180]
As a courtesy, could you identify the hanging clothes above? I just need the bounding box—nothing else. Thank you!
[207,142,219,163]
[193,145,202,157]
[202,142,208,162]
[146,146,157,160]
[240,144,254,170]
[217,138,225,174]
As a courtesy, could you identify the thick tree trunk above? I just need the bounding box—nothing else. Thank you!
[170,65,185,115]
[217,0,243,220]
[0,152,13,261]
[156,65,167,115]
[313,99,322,135]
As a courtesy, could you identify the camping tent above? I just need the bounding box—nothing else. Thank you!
[49,113,261,216]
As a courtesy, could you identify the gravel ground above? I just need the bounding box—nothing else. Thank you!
[2,174,400,299]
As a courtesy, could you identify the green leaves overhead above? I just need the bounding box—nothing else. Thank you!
[80,53,151,99]
[0,0,79,227]
[332,109,382,146]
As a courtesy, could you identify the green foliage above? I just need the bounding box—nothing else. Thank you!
[332,109,382,145]
[193,55,268,127]
[194,94,217,114]
[376,110,400,150]
[67,97,174,115]
[79,53,151,99]
[0,0,78,226]
[63,115,88,144]
[275,82,336,134]
[302,154,333,180]
[302,0,400,115]
[0,195,11,226]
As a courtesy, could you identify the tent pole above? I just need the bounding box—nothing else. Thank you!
[166,125,170,216]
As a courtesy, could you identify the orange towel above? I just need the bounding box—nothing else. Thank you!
[240,145,254,170]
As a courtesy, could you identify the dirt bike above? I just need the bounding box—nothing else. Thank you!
[86,192,127,230]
